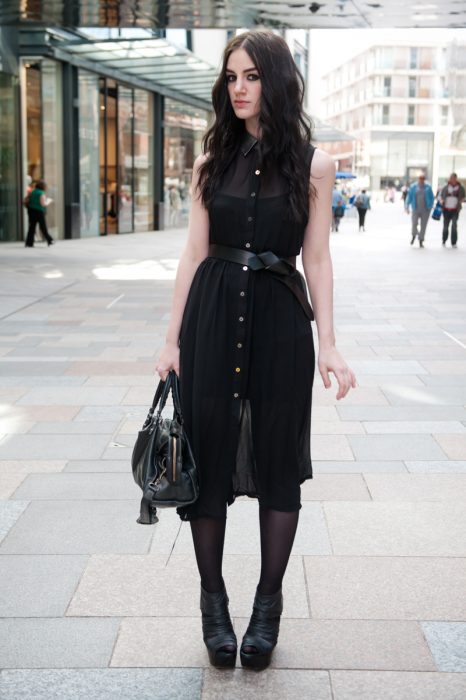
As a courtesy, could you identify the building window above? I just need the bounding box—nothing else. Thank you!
[409,76,417,98]
[441,105,449,126]
[383,76,391,97]
[410,47,418,69]
[408,105,415,125]
[382,105,390,125]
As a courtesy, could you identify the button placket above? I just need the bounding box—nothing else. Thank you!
[233,152,261,400]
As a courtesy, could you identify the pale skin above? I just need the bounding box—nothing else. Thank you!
[156,47,357,400]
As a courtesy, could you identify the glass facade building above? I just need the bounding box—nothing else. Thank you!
[0,27,214,243]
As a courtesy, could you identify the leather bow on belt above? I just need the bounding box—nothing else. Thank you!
[208,244,314,321]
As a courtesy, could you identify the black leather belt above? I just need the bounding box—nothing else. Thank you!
[208,244,314,321]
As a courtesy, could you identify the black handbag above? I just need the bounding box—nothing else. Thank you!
[131,370,199,525]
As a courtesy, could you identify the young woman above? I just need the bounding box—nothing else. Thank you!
[156,30,357,671]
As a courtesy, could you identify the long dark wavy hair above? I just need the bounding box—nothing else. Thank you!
[198,30,315,224]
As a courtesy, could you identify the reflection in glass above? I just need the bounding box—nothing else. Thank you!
[0,72,19,241]
[79,70,100,237]
[41,59,63,239]
[100,79,118,234]
[134,89,153,231]
[164,98,209,229]
[118,85,134,233]
[25,64,42,183]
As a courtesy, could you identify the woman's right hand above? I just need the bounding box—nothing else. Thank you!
[155,342,180,381]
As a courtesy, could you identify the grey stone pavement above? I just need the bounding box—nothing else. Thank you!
[0,200,466,700]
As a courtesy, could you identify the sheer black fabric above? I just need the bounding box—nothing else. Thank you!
[177,129,315,521]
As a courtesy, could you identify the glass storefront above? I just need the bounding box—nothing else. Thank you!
[3,50,211,243]
[134,89,153,232]
[78,70,100,237]
[100,78,154,234]
[164,98,209,229]
[21,59,64,239]
[0,71,19,242]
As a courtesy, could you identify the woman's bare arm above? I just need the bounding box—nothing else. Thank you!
[156,153,210,378]
[302,148,356,399]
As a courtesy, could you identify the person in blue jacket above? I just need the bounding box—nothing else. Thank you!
[405,173,434,248]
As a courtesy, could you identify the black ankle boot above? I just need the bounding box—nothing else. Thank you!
[240,587,283,670]
[200,584,237,668]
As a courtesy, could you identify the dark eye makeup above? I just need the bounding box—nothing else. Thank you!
[226,73,260,82]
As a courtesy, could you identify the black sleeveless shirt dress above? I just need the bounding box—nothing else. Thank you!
[177,129,316,521]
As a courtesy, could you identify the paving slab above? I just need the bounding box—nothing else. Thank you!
[304,556,466,620]
[0,500,152,554]
[201,668,332,700]
[0,500,29,543]
[0,459,66,474]
[363,420,466,434]
[67,553,309,619]
[17,387,127,406]
[382,385,466,406]
[311,435,354,460]
[330,670,466,700]
[323,501,466,555]
[29,421,119,434]
[300,473,371,500]
[406,460,466,473]
[0,472,27,498]
[314,460,407,473]
[348,434,447,461]
[0,555,88,616]
[363,473,466,501]
[0,669,203,700]
[11,472,140,500]
[421,622,466,672]
[433,434,466,460]
[250,618,433,671]
[64,459,129,472]
[0,433,111,460]
[0,617,120,668]
[338,405,466,421]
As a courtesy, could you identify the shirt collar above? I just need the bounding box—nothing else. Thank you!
[241,130,259,157]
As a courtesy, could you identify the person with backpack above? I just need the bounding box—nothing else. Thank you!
[354,189,371,231]
[440,173,465,248]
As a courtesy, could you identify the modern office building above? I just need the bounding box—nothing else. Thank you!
[321,39,466,191]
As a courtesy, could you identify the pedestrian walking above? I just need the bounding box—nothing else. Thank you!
[155,30,356,671]
[332,186,345,231]
[440,172,465,248]
[405,173,434,248]
[24,179,54,247]
[354,189,371,231]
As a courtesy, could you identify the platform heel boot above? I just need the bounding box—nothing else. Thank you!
[240,587,283,670]
[200,584,237,668]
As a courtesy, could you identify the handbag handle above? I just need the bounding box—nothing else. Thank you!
[147,370,183,425]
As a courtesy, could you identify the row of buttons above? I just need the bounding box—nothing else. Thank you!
[232,166,260,399]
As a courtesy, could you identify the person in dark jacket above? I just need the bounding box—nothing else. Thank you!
[440,173,465,248]
[354,189,371,231]
[25,179,54,248]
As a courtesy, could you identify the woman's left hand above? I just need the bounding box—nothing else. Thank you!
[318,346,357,400]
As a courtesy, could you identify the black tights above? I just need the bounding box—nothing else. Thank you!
[189,506,299,595]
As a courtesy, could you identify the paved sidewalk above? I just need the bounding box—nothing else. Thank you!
[0,202,466,699]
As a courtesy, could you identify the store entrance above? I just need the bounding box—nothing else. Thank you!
[99,78,118,234]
